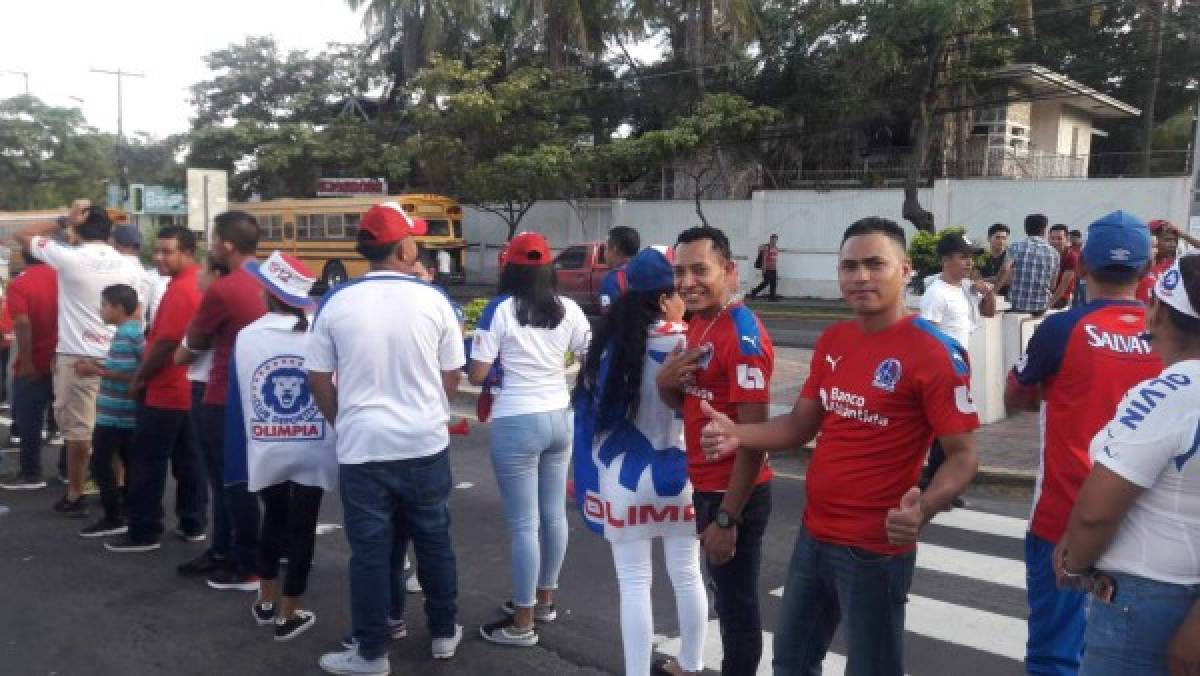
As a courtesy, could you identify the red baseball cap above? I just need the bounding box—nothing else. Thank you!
[505,232,552,266]
[360,202,428,244]
[1148,219,1172,234]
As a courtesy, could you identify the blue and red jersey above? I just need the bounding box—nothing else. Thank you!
[682,304,774,492]
[598,265,628,313]
[801,316,980,555]
[1014,300,1162,543]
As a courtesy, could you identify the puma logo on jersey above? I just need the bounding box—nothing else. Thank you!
[826,354,843,371]
[741,335,759,350]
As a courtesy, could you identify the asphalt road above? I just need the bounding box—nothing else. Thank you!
[0,417,1033,676]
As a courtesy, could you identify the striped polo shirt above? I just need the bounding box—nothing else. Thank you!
[97,320,145,429]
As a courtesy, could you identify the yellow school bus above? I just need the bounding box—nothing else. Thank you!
[229,194,467,288]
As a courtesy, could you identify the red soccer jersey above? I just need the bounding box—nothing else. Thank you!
[7,263,58,376]
[801,316,980,555]
[191,265,268,406]
[1014,300,1162,543]
[682,304,774,492]
[145,265,201,410]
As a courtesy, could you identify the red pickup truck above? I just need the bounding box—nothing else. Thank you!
[553,241,614,315]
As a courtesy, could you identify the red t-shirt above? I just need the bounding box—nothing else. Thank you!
[682,304,774,492]
[1055,248,1079,296]
[191,265,267,406]
[801,316,980,555]
[1137,259,1174,304]
[7,263,58,376]
[145,265,201,410]
[1014,300,1161,543]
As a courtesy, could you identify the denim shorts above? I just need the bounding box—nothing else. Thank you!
[1082,570,1200,675]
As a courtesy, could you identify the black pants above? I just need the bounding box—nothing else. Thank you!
[125,406,208,543]
[257,481,323,597]
[694,483,773,676]
[12,374,53,479]
[91,424,133,520]
[203,404,260,571]
[750,270,778,299]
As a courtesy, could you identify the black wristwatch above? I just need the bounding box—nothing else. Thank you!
[715,508,741,529]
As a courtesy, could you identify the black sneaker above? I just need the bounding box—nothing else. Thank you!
[103,534,161,553]
[206,568,260,592]
[252,600,276,626]
[52,495,87,518]
[80,517,127,538]
[0,476,47,490]
[479,617,538,647]
[177,550,230,577]
[274,609,316,642]
[174,526,207,543]
[501,600,557,623]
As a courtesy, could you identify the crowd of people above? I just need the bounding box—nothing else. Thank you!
[0,195,1198,676]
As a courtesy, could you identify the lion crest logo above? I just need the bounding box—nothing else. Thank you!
[250,355,323,441]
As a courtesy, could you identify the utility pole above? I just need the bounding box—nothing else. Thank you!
[1,70,29,95]
[90,67,145,198]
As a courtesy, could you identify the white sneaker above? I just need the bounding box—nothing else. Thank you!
[405,574,422,594]
[431,624,463,660]
[318,646,390,675]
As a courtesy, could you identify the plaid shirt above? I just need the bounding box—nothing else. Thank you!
[1005,236,1060,312]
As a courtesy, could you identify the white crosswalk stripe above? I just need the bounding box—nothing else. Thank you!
[655,508,1031,675]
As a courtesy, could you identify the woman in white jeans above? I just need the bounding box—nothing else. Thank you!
[573,246,707,675]
[469,232,591,647]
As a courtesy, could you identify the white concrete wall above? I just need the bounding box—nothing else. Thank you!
[461,176,1192,296]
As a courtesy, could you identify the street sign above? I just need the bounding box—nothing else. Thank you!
[143,185,187,215]
[186,169,228,235]
[316,177,387,197]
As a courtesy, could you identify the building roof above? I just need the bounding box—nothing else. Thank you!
[988,63,1141,119]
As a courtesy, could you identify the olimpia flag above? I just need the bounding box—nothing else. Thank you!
[572,321,695,543]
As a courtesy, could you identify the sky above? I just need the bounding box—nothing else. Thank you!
[0,0,371,138]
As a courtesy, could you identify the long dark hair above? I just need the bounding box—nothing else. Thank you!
[573,287,671,433]
[266,294,309,332]
[499,263,564,329]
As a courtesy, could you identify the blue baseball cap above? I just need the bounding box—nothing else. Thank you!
[626,246,674,292]
[1082,210,1151,272]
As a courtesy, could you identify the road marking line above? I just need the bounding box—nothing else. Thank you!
[769,587,1025,661]
[315,523,342,535]
[917,542,1025,589]
[931,508,1028,541]
[455,482,474,489]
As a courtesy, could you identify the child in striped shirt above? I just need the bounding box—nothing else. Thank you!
[77,284,144,537]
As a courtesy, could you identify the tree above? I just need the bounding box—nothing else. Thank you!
[0,95,112,210]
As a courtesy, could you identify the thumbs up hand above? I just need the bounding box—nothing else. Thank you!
[886,487,925,546]
[699,400,740,461]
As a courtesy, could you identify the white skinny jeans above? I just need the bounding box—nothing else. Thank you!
[610,535,708,674]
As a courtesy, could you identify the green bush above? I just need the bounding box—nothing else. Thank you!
[907,226,986,294]
[463,297,490,332]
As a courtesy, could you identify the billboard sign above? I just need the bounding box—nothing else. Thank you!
[186,169,228,235]
[143,185,187,215]
[317,177,387,197]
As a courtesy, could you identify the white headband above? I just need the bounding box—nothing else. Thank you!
[1154,255,1199,319]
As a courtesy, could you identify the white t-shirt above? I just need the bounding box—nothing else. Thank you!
[471,294,591,419]
[31,237,146,357]
[141,265,169,327]
[1093,359,1200,585]
[307,271,466,464]
[919,276,982,348]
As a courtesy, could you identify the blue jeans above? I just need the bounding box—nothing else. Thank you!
[1082,571,1200,676]
[12,374,52,479]
[126,406,208,543]
[773,525,915,676]
[490,409,571,608]
[204,403,258,569]
[696,483,773,676]
[193,385,231,558]
[1027,532,1087,675]
[340,451,458,660]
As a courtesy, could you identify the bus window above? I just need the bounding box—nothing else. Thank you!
[344,213,360,238]
[264,214,282,241]
[309,214,326,239]
[452,221,462,239]
[425,219,451,237]
[326,213,345,239]
[296,214,309,239]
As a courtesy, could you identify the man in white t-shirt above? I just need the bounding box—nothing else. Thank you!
[920,232,997,349]
[310,202,466,675]
[112,224,164,324]
[917,232,995,505]
[1055,254,1200,674]
[16,206,145,516]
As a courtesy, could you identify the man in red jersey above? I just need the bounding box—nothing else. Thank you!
[700,217,980,676]
[1005,210,1162,675]
[656,225,773,676]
